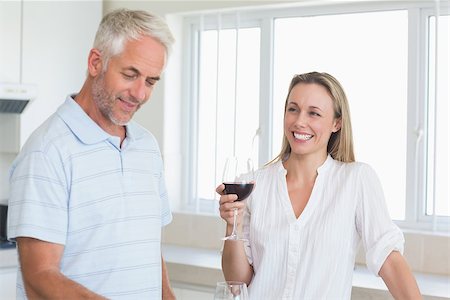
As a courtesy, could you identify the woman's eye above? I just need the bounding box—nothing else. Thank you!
[287,107,297,112]
[310,111,321,117]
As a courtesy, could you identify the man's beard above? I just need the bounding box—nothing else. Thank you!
[91,74,136,126]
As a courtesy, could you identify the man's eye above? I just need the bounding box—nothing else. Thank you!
[146,80,156,86]
[122,73,136,79]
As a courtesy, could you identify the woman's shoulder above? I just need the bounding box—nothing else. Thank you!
[257,160,284,175]
[331,159,378,181]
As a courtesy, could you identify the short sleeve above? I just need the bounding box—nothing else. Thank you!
[7,151,69,245]
[355,164,404,276]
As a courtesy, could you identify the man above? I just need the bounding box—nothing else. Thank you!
[7,9,176,299]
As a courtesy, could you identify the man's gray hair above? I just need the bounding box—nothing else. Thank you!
[93,9,175,70]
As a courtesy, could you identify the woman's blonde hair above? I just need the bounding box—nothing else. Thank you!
[271,72,355,164]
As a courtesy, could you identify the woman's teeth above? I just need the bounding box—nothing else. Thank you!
[294,133,313,140]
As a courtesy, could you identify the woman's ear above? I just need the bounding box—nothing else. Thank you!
[87,48,103,77]
[332,118,342,133]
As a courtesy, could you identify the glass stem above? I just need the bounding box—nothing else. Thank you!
[232,208,238,235]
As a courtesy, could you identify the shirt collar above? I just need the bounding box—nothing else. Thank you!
[124,118,148,142]
[317,154,333,174]
[57,95,147,145]
[277,154,334,175]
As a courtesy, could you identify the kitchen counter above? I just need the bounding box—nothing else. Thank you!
[162,244,450,300]
[2,244,449,299]
[0,248,18,300]
[0,247,17,269]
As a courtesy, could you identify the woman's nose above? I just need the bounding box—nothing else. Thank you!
[294,112,308,127]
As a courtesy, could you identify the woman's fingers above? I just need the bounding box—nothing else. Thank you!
[220,200,244,211]
[217,184,246,225]
[216,184,225,195]
[220,206,245,220]
[219,194,238,205]
[219,197,245,224]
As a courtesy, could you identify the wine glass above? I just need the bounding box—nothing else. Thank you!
[214,281,248,300]
[222,156,254,241]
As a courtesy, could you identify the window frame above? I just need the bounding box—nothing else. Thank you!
[415,6,450,230]
[181,1,450,232]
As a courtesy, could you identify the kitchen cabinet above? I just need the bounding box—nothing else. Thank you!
[0,2,21,154]
[0,2,21,84]
[0,1,102,200]
[0,1,102,151]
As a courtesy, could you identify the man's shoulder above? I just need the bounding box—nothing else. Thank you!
[10,112,74,175]
[21,113,71,152]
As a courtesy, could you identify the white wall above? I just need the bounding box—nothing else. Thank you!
[0,2,21,83]
[19,1,102,146]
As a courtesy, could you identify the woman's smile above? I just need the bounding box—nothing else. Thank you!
[293,132,313,141]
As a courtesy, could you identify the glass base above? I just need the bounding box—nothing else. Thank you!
[222,234,248,242]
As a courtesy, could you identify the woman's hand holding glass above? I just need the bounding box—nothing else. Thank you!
[217,157,254,241]
[217,184,246,234]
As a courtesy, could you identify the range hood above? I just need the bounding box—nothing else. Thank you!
[0,83,37,114]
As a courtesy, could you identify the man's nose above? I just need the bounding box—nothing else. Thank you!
[130,80,147,101]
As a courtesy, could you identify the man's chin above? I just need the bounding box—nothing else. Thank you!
[110,115,132,126]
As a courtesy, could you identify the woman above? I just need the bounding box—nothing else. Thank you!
[217,72,421,299]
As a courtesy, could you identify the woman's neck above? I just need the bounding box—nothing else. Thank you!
[283,152,328,184]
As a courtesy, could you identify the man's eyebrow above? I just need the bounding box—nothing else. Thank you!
[124,66,160,81]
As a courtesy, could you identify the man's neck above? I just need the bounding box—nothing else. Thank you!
[74,87,126,143]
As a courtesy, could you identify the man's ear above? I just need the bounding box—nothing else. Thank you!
[332,118,342,133]
[87,48,103,77]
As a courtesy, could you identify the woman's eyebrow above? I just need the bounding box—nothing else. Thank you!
[310,105,323,112]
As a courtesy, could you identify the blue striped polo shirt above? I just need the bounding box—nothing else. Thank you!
[7,95,172,299]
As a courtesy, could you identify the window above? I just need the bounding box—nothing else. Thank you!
[181,2,449,230]
[273,10,408,220]
[426,14,450,218]
[189,19,261,212]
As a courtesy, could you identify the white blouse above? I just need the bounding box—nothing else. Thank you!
[241,155,404,299]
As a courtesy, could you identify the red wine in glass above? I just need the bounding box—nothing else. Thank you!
[223,183,254,201]
[221,157,254,241]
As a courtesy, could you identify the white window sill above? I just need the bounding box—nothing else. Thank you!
[162,244,450,299]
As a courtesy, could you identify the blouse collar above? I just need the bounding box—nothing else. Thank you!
[276,154,334,176]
